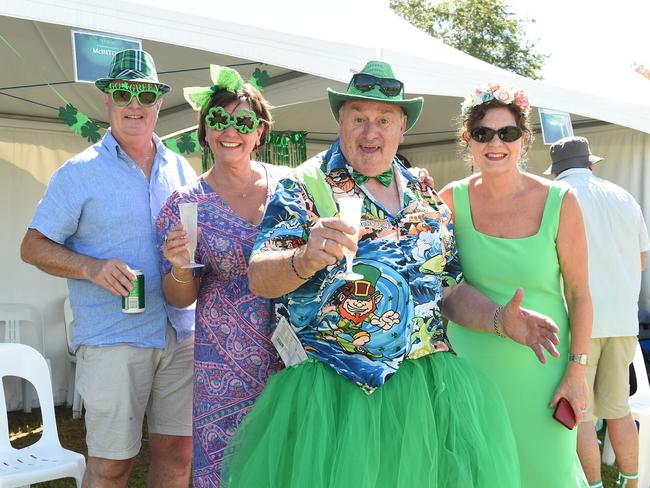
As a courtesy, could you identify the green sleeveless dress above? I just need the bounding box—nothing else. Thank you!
[447,178,588,488]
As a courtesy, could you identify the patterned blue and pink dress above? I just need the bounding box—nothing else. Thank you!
[156,163,286,488]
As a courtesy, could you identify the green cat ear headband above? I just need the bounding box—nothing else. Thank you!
[183,65,244,111]
[183,64,270,112]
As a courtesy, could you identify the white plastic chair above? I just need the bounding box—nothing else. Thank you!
[0,304,47,413]
[0,343,85,487]
[602,342,650,488]
[63,298,82,420]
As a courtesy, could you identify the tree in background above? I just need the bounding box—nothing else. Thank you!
[390,0,547,79]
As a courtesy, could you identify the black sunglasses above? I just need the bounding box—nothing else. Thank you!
[469,126,523,143]
[349,73,404,97]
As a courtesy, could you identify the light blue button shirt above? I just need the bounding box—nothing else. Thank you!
[30,129,197,349]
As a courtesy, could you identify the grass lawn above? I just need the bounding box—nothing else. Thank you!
[8,407,622,487]
[8,406,149,487]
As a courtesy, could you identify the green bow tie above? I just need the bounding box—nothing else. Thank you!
[352,168,393,187]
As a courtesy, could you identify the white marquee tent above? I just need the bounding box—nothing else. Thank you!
[1,0,649,408]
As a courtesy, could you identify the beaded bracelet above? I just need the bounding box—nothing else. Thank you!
[290,249,312,281]
[170,268,193,284]
[493,305,505,338]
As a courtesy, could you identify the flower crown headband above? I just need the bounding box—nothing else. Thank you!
[461,83,531,117]
[183,65,269,112]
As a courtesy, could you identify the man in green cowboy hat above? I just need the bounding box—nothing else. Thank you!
[248,59,562,355]
[21,49,196,487]
[327,60,422,198]
[219,60,568,486]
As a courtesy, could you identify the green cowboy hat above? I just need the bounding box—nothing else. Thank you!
[95,49,171,94]
[327,61,423,133]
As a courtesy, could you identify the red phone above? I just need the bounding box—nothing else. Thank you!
[553,397,576,430]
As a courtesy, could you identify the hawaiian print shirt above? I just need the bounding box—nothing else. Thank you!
[252,140,463,393]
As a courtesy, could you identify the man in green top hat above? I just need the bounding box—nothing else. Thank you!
[21,49,196,487]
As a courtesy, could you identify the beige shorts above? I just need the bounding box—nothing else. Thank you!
[76,325,193,460]
[584,336,637,422]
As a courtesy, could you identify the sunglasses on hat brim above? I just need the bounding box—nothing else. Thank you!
[469,126,523,143]
[205,106,261,134]
[349,73,404,97]
[105,86,162,108]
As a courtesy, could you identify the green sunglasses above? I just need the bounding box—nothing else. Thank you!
[105,83,163,108]
[205,106,261,133]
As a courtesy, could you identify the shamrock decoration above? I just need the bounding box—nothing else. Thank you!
[164,130,200,156]
[58,104,78,126]
[58,103,104,143]
[81,120,101,143]
[177,131,198,154]
[249,68,270,92]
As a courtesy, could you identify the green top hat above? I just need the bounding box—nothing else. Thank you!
[95,49,171,94]
[347,264,382,299]
[327,61,423,133]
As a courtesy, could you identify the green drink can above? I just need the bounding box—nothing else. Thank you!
[122,269,145,314]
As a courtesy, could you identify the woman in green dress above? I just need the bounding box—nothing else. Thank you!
[440,84,592,488]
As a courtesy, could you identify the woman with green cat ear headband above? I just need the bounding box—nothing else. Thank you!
[155,64,289,487]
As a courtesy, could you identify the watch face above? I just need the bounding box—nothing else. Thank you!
[569,354,588,365]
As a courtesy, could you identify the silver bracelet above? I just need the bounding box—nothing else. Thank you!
[493,305,505,338]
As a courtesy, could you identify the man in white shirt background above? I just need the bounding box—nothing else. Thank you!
[549,136,650,488]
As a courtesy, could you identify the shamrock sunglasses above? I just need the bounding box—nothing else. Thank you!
[105,84,163,108]
[349,73,404,97]
[469,126,523,143]
[205,106,260,133]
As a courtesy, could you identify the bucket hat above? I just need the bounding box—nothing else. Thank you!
[327,61,423,132]
[95,49,170,94]
[544,136,603,175]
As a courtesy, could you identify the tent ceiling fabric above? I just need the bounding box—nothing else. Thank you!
[1,0,649,150]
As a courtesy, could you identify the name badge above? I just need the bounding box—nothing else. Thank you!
[271,317,308,367]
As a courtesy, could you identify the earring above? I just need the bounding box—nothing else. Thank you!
[201,145,214,172]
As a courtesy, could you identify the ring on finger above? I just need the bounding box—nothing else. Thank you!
[321,238,328,251]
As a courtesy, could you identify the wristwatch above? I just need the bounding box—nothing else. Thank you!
[568,353,588,365]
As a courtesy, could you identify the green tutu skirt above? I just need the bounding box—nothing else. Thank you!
[221,353,520,487]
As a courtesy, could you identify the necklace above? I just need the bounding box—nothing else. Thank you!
[239,164,257,198]
[211,161,259,198]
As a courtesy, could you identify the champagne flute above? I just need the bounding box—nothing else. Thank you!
[336,197,364,280]
[178,202,204,269]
